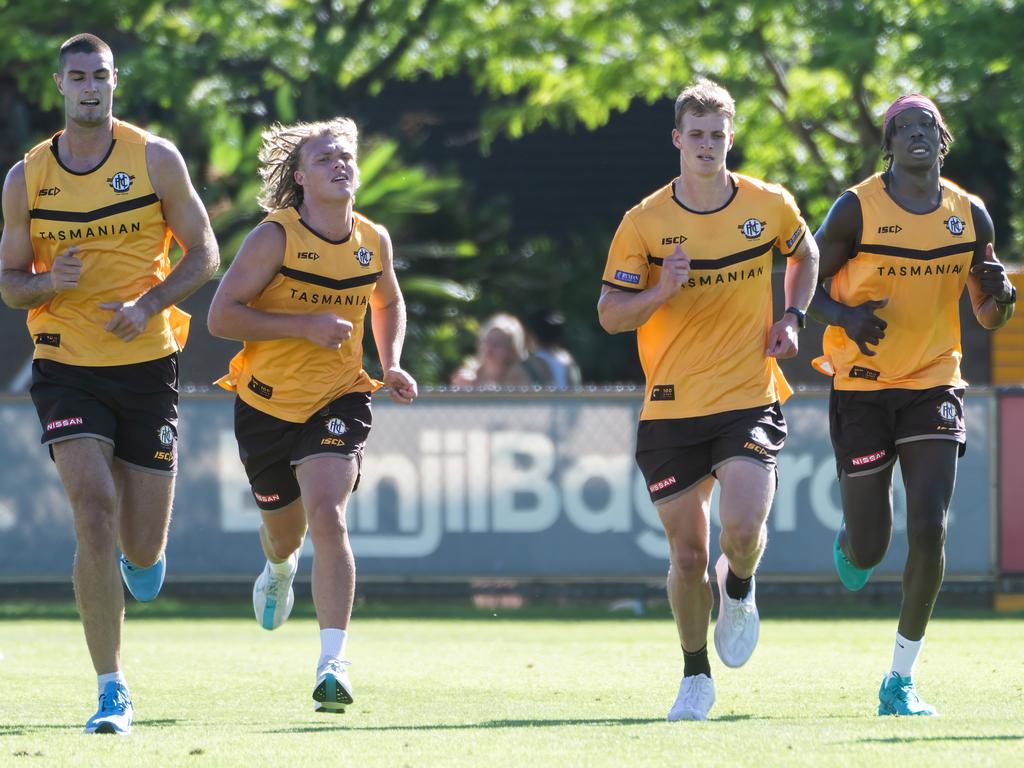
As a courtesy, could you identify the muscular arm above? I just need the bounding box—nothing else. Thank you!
[207,222,348,346]
[0,163,76,308]
[766,234,820,359]
[369,226,417,403]
[783,234,819,312]
[808,192,888,356]
[966,201,1014,330]
[100,138,220,340]
[808,192,860,326]
[138,138,219,312]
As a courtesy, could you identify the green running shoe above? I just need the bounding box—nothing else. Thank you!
[833,525,872,591]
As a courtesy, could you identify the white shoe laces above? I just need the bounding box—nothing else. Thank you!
[319,658,351,678]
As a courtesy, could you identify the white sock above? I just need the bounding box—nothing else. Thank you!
[269,555,296,575]
[97,671,127,695]
[319,628,348,666]
[890,632,924,678]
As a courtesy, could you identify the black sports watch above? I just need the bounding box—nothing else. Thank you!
[785,306,807,329]
[996,285,1017,305]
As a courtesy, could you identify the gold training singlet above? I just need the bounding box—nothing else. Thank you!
[603,174,807,420]
[216,208,383,422]
[23,119,189,365]
[816,174,976,390]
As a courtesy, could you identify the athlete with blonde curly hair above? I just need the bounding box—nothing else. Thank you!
[208,117,417,712]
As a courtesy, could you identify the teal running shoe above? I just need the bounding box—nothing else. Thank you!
[833,526,872,591]
[313,659,354,713]
[119,552,166,602]
[84,681,133,734]
[878,673,937,716]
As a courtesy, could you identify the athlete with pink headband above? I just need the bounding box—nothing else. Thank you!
[808,93,1015,716]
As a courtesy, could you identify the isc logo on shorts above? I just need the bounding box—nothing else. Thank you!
[321,438,346,447]
[153,450,173,461]
[743,441,770,457]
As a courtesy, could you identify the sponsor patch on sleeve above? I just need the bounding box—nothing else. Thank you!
[614,270,641,285]
[785,226,804,250]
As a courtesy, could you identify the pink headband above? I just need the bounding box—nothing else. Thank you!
[883,94,942,134]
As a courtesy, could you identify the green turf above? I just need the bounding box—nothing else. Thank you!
[0,606,1021,767]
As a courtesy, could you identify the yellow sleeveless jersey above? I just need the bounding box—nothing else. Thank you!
[603,174,807,420]
[816,173,976,391]
[24,119,188,365]
[217,207,384,422]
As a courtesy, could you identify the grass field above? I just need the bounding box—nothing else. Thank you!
[0,601,1021,767]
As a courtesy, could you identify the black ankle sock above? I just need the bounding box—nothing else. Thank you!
[725,567,752,600]
[682,644,711,678]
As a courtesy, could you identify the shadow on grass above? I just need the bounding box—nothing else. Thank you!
[265,716,665,733]
[856,735,1023,744]
[0,718,181,736]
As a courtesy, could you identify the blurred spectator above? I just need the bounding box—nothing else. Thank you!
[524,310,582,389]
[450,313,534,387]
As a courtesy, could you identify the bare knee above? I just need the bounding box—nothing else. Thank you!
[669,542,709,584]
[306,500,348,543]
[265,528,305,560]
[907,513,946,555]
[721,520,763,559]
[69,489,117,550]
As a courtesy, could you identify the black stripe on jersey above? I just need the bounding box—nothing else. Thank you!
[602,279,643,293]
[280,267,383,290]
[647,241,773,270]
[30,193,160,222]
[857,241,977,261]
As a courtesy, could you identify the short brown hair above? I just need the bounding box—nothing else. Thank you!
[674,79,736,130]
[256,118,359,212]
[58,33,113,75]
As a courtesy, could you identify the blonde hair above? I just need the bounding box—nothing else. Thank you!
[674,78,736,130]
[256,117,359,212]
[480,313,528,361]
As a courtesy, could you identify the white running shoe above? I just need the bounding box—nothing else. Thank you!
[667,673,715,721]
[713,553,760,668]
[313,658,354,713]
[252,552,299,631]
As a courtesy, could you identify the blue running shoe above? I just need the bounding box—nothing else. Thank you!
[84,681,133,734]
[833,526,872,591]
[119,552,166,602]
[878,673,937,716]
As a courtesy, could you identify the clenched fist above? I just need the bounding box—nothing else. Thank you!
[50,247,82,292]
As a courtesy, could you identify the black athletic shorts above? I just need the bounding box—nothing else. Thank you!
[829,385,967,478]
[635,402,787,504]
[234,391,372,511]
[29,354,179,475]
